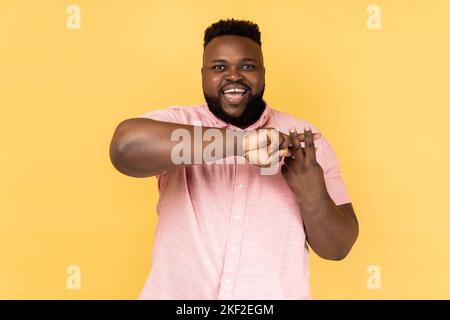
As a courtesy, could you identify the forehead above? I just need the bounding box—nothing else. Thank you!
[203,35,263,63]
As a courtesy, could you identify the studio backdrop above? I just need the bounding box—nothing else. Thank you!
[1,0,449,299]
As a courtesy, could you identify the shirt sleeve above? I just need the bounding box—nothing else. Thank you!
[137,106,186,180]
[319,136,351,206]
[138,106,187,124]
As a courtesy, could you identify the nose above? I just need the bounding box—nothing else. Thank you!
[224,65,243,81]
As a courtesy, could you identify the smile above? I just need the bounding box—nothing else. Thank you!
[220,85,249,105]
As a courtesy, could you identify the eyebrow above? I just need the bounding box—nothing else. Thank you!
[210,58,257,63]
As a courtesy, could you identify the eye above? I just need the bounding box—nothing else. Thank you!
[242,64,256,70]
[213,65,225,71]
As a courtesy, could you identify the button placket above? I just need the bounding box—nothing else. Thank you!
[218,164,249,299]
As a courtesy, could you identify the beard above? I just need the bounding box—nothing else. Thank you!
[204,84,266,129]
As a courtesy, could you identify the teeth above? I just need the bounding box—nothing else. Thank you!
[223,88,246,94]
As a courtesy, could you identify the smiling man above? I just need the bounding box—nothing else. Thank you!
[109,19,358,299]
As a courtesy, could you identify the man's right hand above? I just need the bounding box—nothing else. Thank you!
[242,128,321,167]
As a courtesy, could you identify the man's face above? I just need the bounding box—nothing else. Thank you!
[202,35,266,128]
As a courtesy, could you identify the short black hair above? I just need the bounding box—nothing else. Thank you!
[203,19,262,48]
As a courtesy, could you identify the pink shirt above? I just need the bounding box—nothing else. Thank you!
[138,103,351,300]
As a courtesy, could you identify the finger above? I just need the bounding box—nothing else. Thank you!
[287,146,298,159]
[278,148,291,158]
[283,147,293,158]
[289,127,305,162]
[279,131,291,149]
[288,127,300,150]
[297,133,319,151]
[258,129,269,165]
[283,156,298,174]
[281,164,289,179]
[279,131,320,149]
[284,155,294,167]
[303,126,317,163]
[265,147,289,168]
[268,128,285,154]
[242,130,251,153]
[283,132,320,143]
[296,132,321,141]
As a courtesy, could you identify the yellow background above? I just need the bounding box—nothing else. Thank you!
[1,0,449,299]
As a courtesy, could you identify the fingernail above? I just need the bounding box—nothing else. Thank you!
[289,127,295,133]
[304,126,310,131]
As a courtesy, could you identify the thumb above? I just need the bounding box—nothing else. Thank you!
[278,148,291,158]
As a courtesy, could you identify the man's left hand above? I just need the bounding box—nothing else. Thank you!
[281,127,329,205]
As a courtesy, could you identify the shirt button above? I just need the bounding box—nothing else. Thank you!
[225,279,231,284]
[231,246,236,252]
[237,184,243,190]
[235,215,240,219]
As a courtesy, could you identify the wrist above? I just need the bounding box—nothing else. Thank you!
[298,189,331,210]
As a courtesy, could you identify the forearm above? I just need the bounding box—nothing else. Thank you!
[300,193,359,260]
[109,118,243,177]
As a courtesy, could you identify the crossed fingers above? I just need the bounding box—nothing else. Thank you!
[284,126,318,169]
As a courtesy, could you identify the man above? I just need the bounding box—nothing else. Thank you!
[109,19,358,299]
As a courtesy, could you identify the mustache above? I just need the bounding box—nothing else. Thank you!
[204,84,266,128]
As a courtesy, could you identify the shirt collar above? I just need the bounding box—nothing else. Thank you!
[202,102,272,131]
